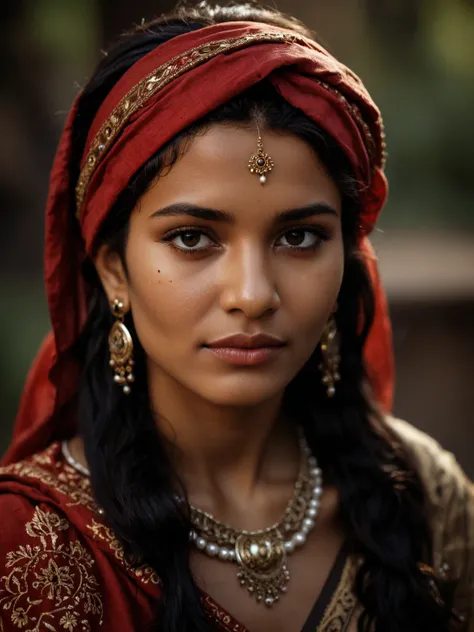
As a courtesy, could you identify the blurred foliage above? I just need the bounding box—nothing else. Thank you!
[0,285,49,439]
[1,0,473,452]
[342,0,474,230]
[29,0,99,70]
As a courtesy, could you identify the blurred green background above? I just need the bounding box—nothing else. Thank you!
[1,0,473,471]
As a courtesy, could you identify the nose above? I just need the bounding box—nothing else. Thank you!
[219,241,281,319]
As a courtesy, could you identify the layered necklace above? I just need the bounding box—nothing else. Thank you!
[61,431,322,608]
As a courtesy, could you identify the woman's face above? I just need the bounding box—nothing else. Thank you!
[97,125,344,407]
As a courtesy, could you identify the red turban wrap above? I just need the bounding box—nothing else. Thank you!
[3,21,393,465]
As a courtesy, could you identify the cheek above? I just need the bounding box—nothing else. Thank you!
[124,238,214,347]
[283,241,344,329]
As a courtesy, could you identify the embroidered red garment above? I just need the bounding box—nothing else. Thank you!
[2,21,392,467]
[0,443,355,631]
[0,445,169,631]
[1,429,472,631]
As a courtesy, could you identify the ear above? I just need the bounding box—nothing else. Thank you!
[94,244,130,309]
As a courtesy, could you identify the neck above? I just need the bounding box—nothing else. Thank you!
[68,371,302,527]
[149,371,300,511]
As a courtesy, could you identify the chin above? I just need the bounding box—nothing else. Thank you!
[194,373,289,408]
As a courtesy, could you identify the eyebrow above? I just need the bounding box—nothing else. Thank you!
[149,201,338,223]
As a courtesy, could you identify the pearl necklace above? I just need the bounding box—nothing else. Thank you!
[187,433,322,606]
[61,433,322,608]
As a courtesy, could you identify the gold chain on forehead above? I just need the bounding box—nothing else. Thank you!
[75,31,383,218]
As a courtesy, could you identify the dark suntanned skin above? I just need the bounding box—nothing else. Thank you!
[69,124,346,632]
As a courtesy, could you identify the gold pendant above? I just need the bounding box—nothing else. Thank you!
[235,533,289,607]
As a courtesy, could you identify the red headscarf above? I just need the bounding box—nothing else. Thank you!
[2,21,393,465]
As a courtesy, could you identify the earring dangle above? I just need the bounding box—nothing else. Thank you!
[248,134,274,185]
[319,315,340,397]
[109,299,134,395]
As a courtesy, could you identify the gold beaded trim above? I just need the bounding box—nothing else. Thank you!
[75,32,385,218]
[75,32,305,217]
[314,78,386,169]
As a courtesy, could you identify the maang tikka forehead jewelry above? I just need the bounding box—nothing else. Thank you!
[248,129,274,185]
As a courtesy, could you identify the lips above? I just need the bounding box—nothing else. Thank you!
[206,333,286,349]
[204,333,286,367]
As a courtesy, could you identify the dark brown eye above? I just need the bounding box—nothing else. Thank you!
[285,230,306,246]
[180,231,201,247]
[276,229,322,250]
[165,229,213,251]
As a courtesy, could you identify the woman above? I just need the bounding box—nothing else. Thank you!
[0,3,472,631]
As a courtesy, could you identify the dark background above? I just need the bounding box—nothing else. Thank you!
[1,0,473,473]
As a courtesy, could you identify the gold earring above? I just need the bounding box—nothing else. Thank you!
[109,299,134,395]
[248,134,274,185]
[319,315,340,397]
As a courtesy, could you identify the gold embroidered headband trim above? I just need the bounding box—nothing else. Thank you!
[75,32,384,218]
[75,33,301,217]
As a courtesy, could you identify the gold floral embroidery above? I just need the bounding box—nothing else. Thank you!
[199,558,359,632]
[35,557,75,600]
[317,557,358,631]
[59,612,77,631]
[75,31,309,216]
[201,594,248,632]
[86,520,159,585]
[0,444,96,512]
[0,444,161,591]
[31,452,53,466]
[0,506,103,631]
[11,609,28,628]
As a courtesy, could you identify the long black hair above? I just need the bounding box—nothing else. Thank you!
[70,3,453,631]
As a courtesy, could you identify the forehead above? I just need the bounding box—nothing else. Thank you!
[137,124,341,214]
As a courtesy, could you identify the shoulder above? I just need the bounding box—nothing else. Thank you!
[0,493,84,551]
[0,442,97,513]
[0,494,104,631]
[385,416,474,622]
[386,415,455,466]
[385,416,472,506]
